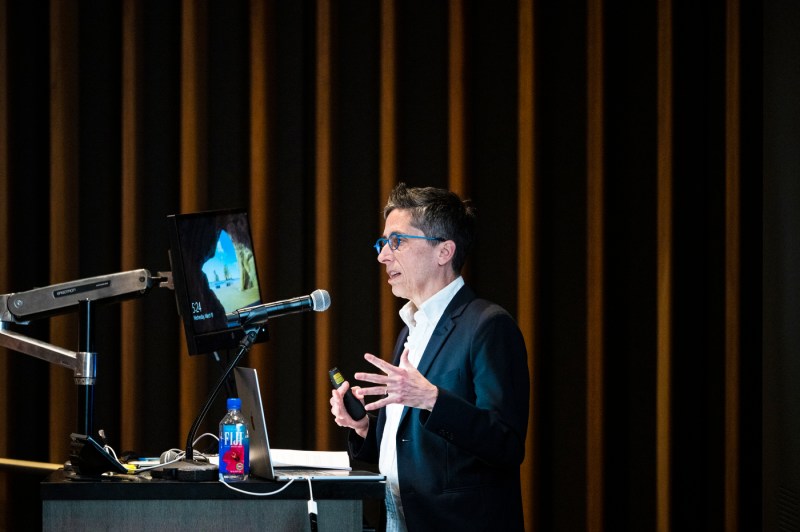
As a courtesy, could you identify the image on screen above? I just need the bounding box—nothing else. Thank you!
[167,209,266,355]
[196,227,260,324]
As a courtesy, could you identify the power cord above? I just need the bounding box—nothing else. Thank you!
[218,476,317,531]
[218,477,298,496]
[306,477,318,532]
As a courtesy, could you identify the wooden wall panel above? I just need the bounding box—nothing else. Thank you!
[586,0,604,530]
[247,0,278,438]
[121,0,143,453]
[448,0,466,195]
[314,0,334,450]
[724,0,741,529]
[517,2,536,529]
[379,0,398,363]
[179,0,209,444]
[48,0,79,460]
[657,0,674,530]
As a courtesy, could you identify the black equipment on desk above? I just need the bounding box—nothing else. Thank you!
[69,433,127,476]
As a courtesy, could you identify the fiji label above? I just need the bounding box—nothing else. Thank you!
[220,425,249,476]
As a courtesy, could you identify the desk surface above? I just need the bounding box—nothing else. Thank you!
[41,469,385,501]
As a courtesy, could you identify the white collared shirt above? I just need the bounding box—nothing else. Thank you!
[379,276,465,532]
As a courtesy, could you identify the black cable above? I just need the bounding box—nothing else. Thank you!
[184,325,261,461]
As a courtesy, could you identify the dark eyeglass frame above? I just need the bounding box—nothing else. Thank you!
[374,232,446,254]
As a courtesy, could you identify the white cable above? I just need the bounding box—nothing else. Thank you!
[134,452,184,472]
[219,477,298,496]
[306,477,315,502]
[306,477,318,532]
[193,432,219,446]
[102,432,222,475]
[132,432,220,474]
[92,430,220,474]
[103,445,120,461]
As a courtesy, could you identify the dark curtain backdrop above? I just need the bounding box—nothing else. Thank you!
[0,1,768,531]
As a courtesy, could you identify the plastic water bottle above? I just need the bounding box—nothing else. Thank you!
[219,397,249,481]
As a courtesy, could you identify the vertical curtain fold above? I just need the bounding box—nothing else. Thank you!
[48,0,79,460]
[179,0,209,443]
[724,0,742,529]
[314,0,335,450]
[379,0,398,363]
[448,0,466,195]
[120,0,143,453]
[517,1,537,529]
[586,0,604,530]
[656,0,674,529]
[248,0,277,426]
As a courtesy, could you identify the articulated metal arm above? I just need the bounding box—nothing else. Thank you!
[1,269,155,324]
[0,268,172,379]
[0,317,82,372]
[0,269,172,438]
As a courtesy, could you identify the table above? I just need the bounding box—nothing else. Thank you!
[41,469,385,531]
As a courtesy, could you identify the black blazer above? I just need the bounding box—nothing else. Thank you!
[349,285,529,531]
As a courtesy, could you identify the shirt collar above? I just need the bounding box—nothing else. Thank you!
[399,276,465,329]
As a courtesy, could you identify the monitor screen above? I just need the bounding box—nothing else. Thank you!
[166,209,267,355]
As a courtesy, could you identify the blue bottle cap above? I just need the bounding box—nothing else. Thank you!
[227,397,241,410]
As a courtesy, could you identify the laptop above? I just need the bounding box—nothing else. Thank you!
[233,366,385,482]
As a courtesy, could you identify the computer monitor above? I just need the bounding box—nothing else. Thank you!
[166,209,267,355]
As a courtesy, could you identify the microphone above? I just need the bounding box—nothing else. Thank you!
[226,289,331,326]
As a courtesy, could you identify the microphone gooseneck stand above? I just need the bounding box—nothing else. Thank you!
[154,323,264,481]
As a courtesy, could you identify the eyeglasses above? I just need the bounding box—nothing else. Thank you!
[374,232,446,254]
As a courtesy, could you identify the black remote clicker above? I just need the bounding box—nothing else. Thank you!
[329,367,367,420]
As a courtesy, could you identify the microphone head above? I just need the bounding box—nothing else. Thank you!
[310,289,331,312]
